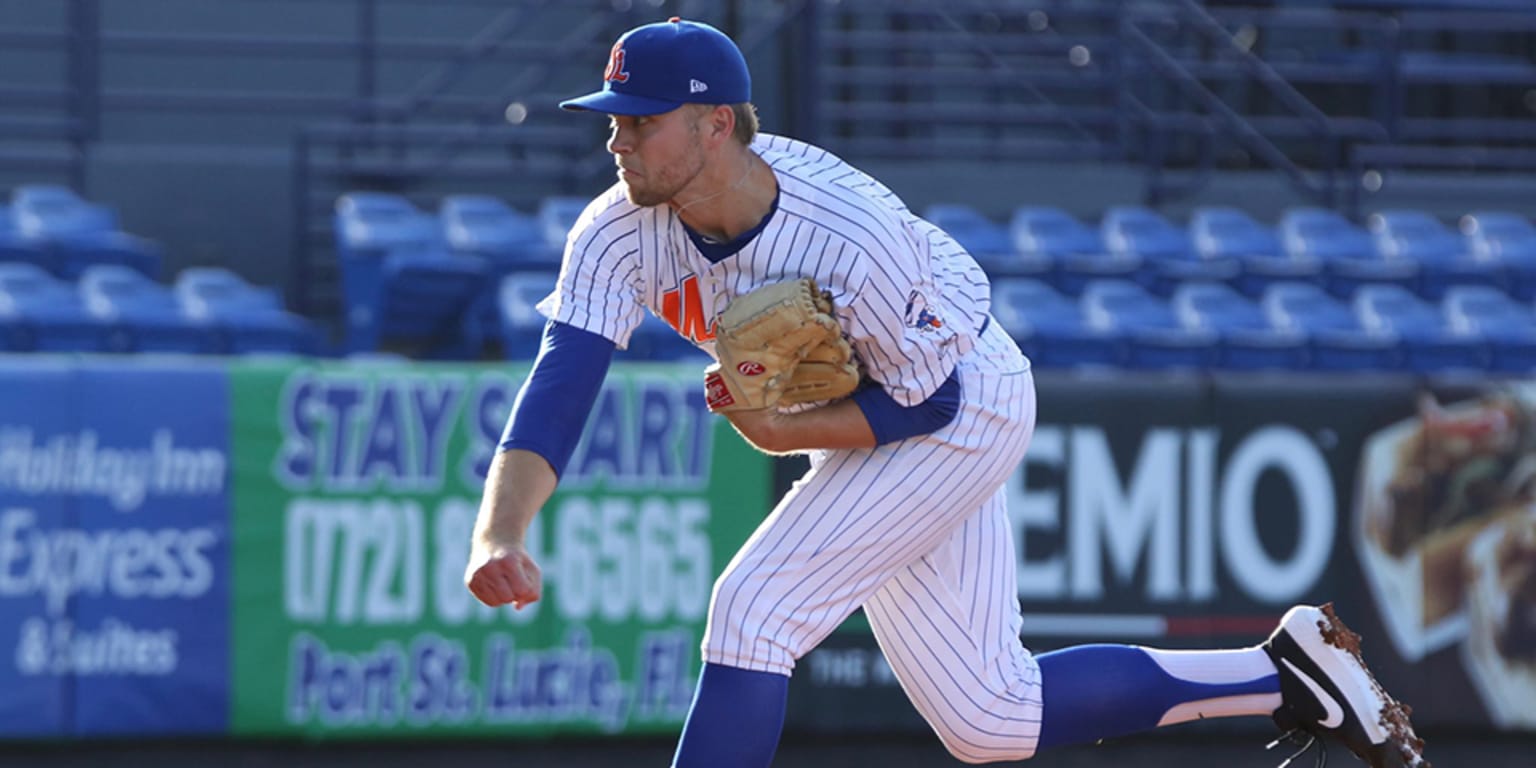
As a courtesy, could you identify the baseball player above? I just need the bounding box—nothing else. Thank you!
[464,18,1428,768]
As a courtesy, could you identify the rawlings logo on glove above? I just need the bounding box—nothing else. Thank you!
[703,277,862,413]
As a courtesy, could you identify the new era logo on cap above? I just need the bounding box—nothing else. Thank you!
[559,18,750,116]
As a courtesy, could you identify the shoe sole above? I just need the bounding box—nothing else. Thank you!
[1285,604,1430,768]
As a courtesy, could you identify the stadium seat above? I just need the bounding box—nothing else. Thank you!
[1102,206,1238,295]
[989,277,1121,368]
[537,196,592,257]
[0,262,111,352]
[627,313,706,361]
[10,185,161,278]
[1279,207,1417,299]
[1262,282,1399,371]
[924,203,1047,279]
[1191,206,1322,298]
[335,192,489,356]
[1352,284,1488,373]
[10,184,117,237]
[1170,282,1308,370]
[0,204,58,273]
[174,267,319,355]
[1079,279,1218,370]
[78,265,219,354]
[1368,209,1504,299]
[439,194,553,272]
[1009,206,1138,296]
[1442,285,1536,373]
[1461,211,1536,300]
[497,271,558,360]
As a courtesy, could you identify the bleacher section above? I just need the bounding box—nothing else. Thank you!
[0,186,318,356]
[5,183,1534,373]
[946,202,1536,373]
[8,185,1534,372]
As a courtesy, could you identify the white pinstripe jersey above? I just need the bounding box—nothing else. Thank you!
[538,133,1009,407]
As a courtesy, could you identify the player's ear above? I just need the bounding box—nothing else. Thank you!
[707,104,735,143]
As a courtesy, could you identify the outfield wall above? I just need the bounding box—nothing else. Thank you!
[2,357,1534,740]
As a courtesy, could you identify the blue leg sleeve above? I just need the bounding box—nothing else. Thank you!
[1036,645,1279,750]
[672,662,789,768]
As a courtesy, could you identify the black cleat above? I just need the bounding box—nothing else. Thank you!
[1262,604,1430,768]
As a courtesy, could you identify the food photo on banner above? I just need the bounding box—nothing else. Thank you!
[1352,382,1536,730]
[227,359,771,738]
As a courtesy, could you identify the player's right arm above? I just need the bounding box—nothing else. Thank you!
[465,319,615,608]
[466,448,556,609]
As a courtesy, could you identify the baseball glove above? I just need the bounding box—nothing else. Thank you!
[704,278,861,412]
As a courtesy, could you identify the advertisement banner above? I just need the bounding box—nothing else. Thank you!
[788,373,1536,734]
[0,359,231,737]
[227,360,771,737]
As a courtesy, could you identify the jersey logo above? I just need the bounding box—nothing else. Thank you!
[660,274,717,343]
[603,43,630,83]
[904,290,944,332]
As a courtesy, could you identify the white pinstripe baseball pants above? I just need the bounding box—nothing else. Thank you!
[703,321,1043,763]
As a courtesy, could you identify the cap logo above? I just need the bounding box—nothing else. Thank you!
[603,42,630,84]
[689,79,708,94]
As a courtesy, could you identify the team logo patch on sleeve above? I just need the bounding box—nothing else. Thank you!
[904,290,945,332]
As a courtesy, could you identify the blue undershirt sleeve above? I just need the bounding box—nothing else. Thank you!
[850,367,962,445]
[498,320,615,479]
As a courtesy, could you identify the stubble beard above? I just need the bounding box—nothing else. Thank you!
[621,129,706,208]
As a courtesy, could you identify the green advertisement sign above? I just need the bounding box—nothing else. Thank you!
[228,361,771,737]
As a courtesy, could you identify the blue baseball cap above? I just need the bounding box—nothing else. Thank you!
[559,17,751,116]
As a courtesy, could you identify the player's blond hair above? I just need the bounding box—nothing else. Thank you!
[730,103,759,145]
[688,102,759,146]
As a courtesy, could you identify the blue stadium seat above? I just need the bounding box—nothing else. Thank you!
[627,314,706,362]
[1461,211,1536,300]
[1279,207,1417,299]
[1080,279,1218,370]
[1262,282,1399,371]
[538,196,592,258]
[1442,285,1536,373]
[439,195,553,272]
[0,262,111,352]
[1170,282,1308,370]
[1103,206,1238,295]
[497,271,558,360]
[335,192,489,356]
[499,270,699,362]
[1352,284,1488,373]
[924,203,1048,279]
[11,184,117,237]
[1009,206,1137,296]
[989,277,1122,368]
[10,185,161,278]
[174,267,319,355]
[0,204,57,273]
[78,265,219,354]
[1191,206,1323,298]
[1368,209,1504,299]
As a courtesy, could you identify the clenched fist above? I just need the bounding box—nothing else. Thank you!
[464,539,542,609]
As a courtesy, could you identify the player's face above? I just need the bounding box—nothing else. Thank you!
[606,108,707,207]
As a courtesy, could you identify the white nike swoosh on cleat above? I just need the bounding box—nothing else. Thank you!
[1282,658,1345,729]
